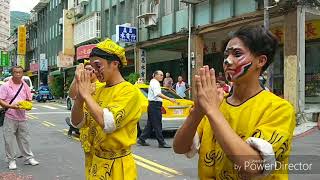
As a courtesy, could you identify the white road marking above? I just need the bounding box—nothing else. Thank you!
[27,112,70,115]
[51,103,67,109]
[40,105,58,110]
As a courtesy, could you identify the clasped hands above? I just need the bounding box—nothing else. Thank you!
[193,66,224,116]
[74,64,96,101]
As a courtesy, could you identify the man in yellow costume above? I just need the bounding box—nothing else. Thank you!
[173,26,296,180]
[71,39,142,180]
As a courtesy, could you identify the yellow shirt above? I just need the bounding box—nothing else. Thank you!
[80,81,142,180]
[95,81,105,89]
[197,90,296,180]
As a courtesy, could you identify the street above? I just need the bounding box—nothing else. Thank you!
[0,101,320,180]
[0,101,198,180]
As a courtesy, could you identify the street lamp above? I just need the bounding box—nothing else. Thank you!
[264,0,280,30]
[180,0,206,97]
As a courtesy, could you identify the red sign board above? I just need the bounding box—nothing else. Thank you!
[30,63,39,72]
[76,44,96,60]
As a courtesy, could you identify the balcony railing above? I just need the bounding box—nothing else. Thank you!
[74,12,101,45]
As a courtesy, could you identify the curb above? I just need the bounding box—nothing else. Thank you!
[294,126,318,139]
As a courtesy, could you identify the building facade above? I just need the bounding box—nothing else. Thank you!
[21,0,320,116]
[0,0,10,50]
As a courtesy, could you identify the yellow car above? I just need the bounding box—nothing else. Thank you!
[135,84,194,131]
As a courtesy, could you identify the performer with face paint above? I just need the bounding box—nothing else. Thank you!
[67,61,106,137]
[70,39,143,180]
[173,26,296,180]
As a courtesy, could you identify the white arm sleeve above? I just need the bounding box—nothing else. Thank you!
[103,108,116,134]
[246,137,276,176]
[184,132,200,159]
[70,118,85,129]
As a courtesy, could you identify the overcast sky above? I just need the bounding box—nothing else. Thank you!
[10,0,39,13]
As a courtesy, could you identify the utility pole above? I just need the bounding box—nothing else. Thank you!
[264,0,273,91]
[264,0,270,30]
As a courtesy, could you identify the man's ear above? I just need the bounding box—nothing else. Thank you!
[257,55,267,69]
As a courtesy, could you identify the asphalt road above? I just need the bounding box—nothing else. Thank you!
[0,101,198,180]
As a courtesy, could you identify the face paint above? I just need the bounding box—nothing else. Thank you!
[233,62,252,79]
[223,46,253,81]
[93,60,105,81]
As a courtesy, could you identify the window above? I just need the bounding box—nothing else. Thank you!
[55,23,58,37]
[305,42,320,102]
[49,27,51,40]
[164,0,172,15]
[179,1,188,10]
[58,23,60,36]
[139,3,144,15]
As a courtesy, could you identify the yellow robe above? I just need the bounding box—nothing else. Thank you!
[197,90,296,180]
[80,81,142,180]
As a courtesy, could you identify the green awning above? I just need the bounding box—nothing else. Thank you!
[49,70,62,76]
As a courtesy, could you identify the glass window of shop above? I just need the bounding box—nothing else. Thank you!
[305,42,320,103]
[273,42,320,103]
[273,47,284,97]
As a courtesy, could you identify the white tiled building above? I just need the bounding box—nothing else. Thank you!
[0,0,10,50]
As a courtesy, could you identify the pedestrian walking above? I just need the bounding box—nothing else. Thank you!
[173,25,295,179]
[163,72,173,88]
[138,70,176,148]
[70,38,143,179]
[172,76,190,98]
[0,66,39,170]
[67,60,105,137]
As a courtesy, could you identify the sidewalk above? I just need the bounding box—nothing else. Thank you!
[294,122,318,137]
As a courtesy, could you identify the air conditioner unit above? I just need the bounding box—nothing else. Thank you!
[137,13,158,29]
[145,15,157,28]
[75,5,84,17]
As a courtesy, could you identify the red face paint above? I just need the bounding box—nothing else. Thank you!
[223,45,253,81]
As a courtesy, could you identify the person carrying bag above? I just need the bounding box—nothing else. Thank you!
[0,83,23,127]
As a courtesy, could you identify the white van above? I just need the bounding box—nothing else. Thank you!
[4,76,35,97]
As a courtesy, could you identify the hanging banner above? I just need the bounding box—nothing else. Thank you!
[30,63,39,72]
[17,55,26,69]
[0,51,9,67]
[17,25,27,55]
[57,52,74,68]
[139,49,146,80]
[76,44,96,60]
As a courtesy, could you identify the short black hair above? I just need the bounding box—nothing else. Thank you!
[223,25,279,72]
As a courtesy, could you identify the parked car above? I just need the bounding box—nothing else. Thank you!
[4,76,36,98]
[135,84,194,132]
[35,86,54,102]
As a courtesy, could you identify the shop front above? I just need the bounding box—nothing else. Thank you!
[271,19,320,104]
